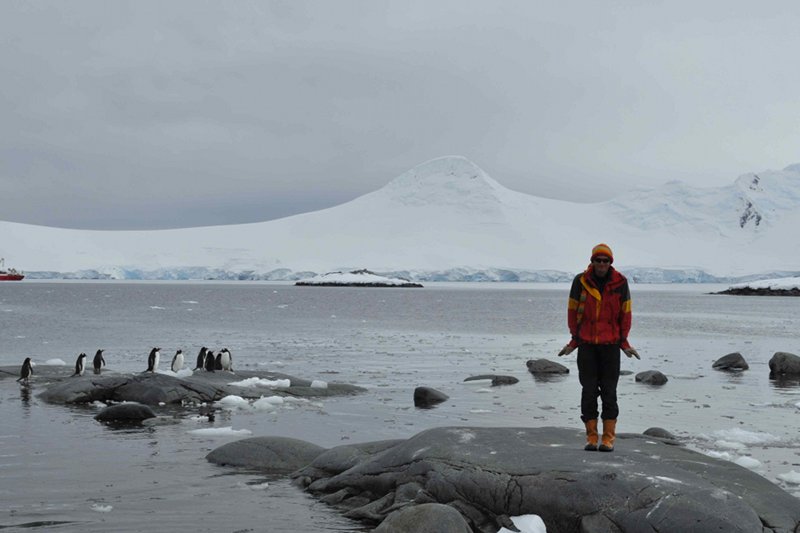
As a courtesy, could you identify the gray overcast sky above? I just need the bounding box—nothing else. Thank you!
[2,1,800,229]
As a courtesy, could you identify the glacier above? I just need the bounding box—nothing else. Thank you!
[3,155,800,282]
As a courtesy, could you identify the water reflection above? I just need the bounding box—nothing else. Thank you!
[530,373,569,384]
[769,376,800,389]
[19,384,31,412]
[719,370,746,384]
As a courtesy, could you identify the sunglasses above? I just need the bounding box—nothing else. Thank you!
[593,258,611,264]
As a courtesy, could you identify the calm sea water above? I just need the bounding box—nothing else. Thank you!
[1,281,799,532]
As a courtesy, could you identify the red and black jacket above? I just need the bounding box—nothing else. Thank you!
[566,265,632,349]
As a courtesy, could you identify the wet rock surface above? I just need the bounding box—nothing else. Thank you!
[713,352,749,371]
[526,359,569,375]
[0,365,366,405]
[95,402,156,422]
[210,426,800,533]
[464,375,519,386]
[413,386,449,408]
[206,436,325,472]
[635,370,669,385]
[769,352,800,377]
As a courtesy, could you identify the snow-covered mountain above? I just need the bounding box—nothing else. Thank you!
[2,156,800,281]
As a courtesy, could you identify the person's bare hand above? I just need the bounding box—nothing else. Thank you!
[558,344,575,356]
[624,347,640,359]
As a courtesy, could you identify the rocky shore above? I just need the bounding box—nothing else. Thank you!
[207,426,800,533]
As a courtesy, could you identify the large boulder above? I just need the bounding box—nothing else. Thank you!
[712,352,749,371]
[769,352,800,378]
[291,426,800,533]
[413,387,449,408]
[526,359,569,375]
[206,436,325,472]
[95,402,156,422]
[635,370,668,385]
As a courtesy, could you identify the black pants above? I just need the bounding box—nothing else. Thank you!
[577,344,620,422]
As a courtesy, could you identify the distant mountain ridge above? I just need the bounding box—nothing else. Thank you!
[2,156,800,281]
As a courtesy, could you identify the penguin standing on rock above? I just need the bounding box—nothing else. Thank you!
[171,349,184,372]
[218,348,233,372]
[146,347,161,373]
[17,357,33,384]
[72,353,87,376]
[204,350,216,372]
[92,349,105,374]
[193,347,207,371]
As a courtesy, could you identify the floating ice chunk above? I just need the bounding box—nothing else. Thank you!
[229,377,291,388]
[711,428,780,446]
[187,427,252,437]
[217,395,252,410]
[734,456,761,469]
[777,471,800,484]
[253,396,284,411]
[310,380,328,389]
[91,504,113,513]
[716,441,746,450]
[705,450,733,461]
[497,514,547,533]
[45,358,67,365]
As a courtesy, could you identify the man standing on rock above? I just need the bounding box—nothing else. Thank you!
[558,243,639,452]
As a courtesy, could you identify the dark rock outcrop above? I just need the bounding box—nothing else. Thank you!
[206,436,325,472]
[635,370,668,385]
[526,359,569,375]
[39,373,226,405]
[288,426,800,533]
[464,375,519,386]
[37,373,214,404]
[712,352,749,371]
[94,402,156,422]
[769,352,800,378]
[413,387,449,408]
[715,287,800,296]
[36,369,366,405]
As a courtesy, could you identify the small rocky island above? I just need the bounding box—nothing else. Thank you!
[715,276,800,296]
[295,269,423,288]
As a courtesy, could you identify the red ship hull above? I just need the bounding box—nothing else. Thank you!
[0,272,24,281]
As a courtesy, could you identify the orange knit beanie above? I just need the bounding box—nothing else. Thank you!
[591,243,614,263]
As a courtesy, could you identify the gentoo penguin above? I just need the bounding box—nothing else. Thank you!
[92,349,105,374]
[146,347,161,373]
[214,351,223,370]
[218,348,233,372]
[203,350,216,372]
[171,349,184,372]
[72,353,87,376]
[17,357,33,384]
[193,347,207,370]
